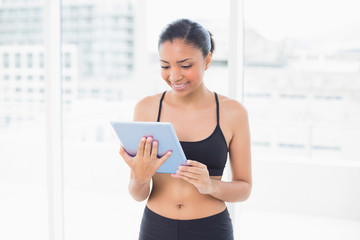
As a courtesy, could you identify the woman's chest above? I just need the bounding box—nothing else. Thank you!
[160,108,217,141]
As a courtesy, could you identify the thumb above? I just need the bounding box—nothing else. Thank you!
[156,150,172,168]
[119,146,133,167]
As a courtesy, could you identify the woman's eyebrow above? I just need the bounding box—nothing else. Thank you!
[176,58,192,63]
[160,58,192,64]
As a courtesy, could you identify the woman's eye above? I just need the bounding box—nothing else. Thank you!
[182,65,192,69]
[161,66,170,69]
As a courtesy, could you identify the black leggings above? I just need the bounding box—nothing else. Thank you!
[139,206,234,240]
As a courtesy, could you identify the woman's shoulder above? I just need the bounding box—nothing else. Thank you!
[133,92,164,121]
[216,93,249,132]
[136,92,163,108]
[216,93,248,117]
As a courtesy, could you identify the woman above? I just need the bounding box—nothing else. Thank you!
[119,18,252,240]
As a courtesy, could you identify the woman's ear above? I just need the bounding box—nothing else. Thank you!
[205,52,212,70]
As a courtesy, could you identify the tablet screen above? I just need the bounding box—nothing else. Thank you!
[111,121,187,174]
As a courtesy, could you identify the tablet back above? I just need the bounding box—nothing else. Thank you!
[111,121,187,174]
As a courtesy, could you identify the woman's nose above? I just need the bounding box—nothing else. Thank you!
[169,68,182,82]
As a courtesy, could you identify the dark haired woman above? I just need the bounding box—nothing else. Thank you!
[119,18,252,240]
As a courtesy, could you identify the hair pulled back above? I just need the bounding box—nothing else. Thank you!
[158,18,215,58]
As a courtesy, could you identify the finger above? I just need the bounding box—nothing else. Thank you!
[178,165,202,175]
[177,170,201,180]
[178,174,198,185]
[171,173,180,178]
[151,140,158,159]
[136,137,146,157]
[144,136,153,157]
[157,150,172,167]
[186,160,207,169]
[119,146,132,166]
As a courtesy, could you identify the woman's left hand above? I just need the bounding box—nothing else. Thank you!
[171,160,214,194]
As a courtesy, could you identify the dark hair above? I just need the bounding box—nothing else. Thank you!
[158,18,215,58]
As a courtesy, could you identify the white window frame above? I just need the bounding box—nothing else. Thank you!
[228,0,245,237]
[44,0,64,240]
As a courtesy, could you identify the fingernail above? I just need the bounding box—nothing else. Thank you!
[187,160,191,164]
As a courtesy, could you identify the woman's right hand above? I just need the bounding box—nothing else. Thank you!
[119,136,172,182]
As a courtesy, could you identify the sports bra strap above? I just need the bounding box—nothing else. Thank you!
[214,92,220,125]
[157,91,166,122]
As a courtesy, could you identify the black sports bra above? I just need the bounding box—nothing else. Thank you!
[157,91,228,176]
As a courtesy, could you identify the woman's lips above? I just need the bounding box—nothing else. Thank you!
[171,82,189,90]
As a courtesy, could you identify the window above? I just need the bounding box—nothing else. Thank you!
[2,53,9,68]
[39,53,44,68]
[64,52,71,68]
[64,76,71,82]
[15,53,21,68]
[244,0,360,161]
[27,53,33,68]
[242,0,360,239]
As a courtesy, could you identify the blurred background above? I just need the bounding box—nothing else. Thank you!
[0,0,359,239]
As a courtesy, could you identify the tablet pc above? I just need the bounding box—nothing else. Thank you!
[110,121,187,174]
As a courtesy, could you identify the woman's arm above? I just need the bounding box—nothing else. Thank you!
[209,178,251,203]
[119,95,171,202]
[127,167,151,202]
[211,100,252,202]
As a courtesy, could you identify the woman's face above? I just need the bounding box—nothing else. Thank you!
[158,38,211,95]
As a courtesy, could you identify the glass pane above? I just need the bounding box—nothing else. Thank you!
[61,1,139,239]
[244,0,360,162]
[0,0,48,239]
[242,0,360,239]
[61,0,230,239]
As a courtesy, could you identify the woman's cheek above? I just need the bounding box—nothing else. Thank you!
[161,71,169,81]
[186,69,202,82]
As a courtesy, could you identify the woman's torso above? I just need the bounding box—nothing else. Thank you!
[144,91,232,220]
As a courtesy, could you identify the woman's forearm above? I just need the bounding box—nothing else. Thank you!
[128,178,151,202]
[209,179,251,202]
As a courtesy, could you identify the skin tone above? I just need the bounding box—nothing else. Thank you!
[120,38,252,219]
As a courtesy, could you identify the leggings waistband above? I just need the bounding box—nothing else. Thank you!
[139,206,234,240]
[144,205,229,222]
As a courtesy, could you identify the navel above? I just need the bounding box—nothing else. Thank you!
[176,203,184,209]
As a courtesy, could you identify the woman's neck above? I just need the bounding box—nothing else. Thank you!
[168,84,212,107]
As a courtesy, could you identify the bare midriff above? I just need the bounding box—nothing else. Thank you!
[146,173,226,220]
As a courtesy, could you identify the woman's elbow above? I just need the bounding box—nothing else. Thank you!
[132,194,148,202]
[233,181,252,202]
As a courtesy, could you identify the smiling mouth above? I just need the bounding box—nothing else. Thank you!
[171,82,189,89]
